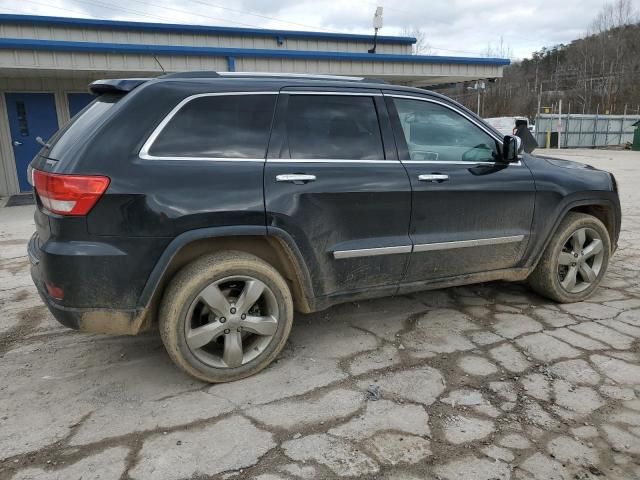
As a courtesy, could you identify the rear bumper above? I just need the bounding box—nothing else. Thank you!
[28,234,150,335]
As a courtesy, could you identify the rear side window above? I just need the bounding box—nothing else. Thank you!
[285,95,384,160]
[148,94,276,159]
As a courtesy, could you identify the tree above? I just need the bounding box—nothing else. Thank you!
[437,0,640,118]
[400,26,432,55]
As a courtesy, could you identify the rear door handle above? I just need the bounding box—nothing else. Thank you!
[276,174,316,184]
[418,174,449,183]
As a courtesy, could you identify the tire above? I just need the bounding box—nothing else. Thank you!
[159,251,294,383]
[528,212,611,303]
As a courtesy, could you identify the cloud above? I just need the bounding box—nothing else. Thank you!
[0,0,612,59]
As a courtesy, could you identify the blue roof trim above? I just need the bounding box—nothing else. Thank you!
[0,13,416,45]
[0,38,511,66]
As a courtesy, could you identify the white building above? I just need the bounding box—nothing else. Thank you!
[0,14,509,196]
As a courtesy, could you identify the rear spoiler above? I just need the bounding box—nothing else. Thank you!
[89,78,151,95]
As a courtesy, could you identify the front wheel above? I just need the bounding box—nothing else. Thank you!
[528,212,611,303]
[159,251,294,383]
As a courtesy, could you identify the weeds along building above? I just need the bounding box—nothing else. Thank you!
[0,14,509,195]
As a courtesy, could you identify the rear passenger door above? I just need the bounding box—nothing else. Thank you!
[265,88,412,298]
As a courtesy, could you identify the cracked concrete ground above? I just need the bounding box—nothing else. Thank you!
[1,148,639,480]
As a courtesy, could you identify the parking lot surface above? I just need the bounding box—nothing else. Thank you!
[1,149,639,480]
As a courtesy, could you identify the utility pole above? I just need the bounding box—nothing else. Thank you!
[558,99,562,149]
[467,81,485,116]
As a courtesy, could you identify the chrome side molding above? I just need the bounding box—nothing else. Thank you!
[413,235,525,252]
[333,245,412,259]
[333,235,525,259]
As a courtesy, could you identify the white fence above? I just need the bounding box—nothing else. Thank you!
[534,113,640,148]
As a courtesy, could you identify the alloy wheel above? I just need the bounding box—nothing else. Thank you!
[184,276,279,368]
[557,227,605,294]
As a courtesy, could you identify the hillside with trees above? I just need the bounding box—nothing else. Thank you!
[442,0,640,119]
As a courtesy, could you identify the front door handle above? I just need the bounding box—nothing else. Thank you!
[13,140,23,147]
[276,174,316,184]
[418,174,449,183]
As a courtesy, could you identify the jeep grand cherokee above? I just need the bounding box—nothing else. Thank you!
[28,72,621,383]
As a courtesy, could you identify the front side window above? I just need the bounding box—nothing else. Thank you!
[148,94,276,158]
[393,98,499,162]
[285,95,384,160]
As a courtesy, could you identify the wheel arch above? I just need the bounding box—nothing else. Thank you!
[567,204,616,245]
[138,227,316,321]
[528,197,619,270]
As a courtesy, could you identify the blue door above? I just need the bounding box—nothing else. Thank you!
[5,93,59,192]
[67,93,94,118]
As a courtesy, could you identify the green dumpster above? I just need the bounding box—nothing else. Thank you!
[633,120,640,151]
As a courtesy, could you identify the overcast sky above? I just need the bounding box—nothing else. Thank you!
[0,0,613,59]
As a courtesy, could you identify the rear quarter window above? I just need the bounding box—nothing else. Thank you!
[146,94,277,159]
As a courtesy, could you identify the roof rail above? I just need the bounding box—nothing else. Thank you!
[160,71,387,83]
[160,71,221,79]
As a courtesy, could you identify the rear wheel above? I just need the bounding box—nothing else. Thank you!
[528,212,610,303]
[159,251,293,383]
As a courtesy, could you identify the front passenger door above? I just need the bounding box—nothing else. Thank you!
[386,94,536,287]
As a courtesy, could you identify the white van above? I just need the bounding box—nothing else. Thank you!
[484,116,531,136]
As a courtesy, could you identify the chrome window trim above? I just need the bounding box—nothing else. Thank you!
[141,157,266,162]
[139,90,517,165]
[138,91,279,161]
[268,159,394,164]
[333,245,411,259]
[403,160,522,166]
[412,235,525,253]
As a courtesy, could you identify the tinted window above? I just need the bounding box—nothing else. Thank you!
[394,98,499,162]
[149,94,276,158]
[285,95,384,160]
[48,94,120,159]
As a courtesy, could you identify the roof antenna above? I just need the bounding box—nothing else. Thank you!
[368,7,383,54]
[153,54,166,73]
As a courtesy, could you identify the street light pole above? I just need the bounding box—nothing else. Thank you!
[467,81,485,116]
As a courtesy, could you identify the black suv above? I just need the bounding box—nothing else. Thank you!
[28,72,621,383]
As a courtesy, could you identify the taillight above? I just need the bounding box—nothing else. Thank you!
[45,282,64,300]
[33,170,110,216]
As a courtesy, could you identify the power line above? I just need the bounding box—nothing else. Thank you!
[184,0,336,33]
[80,0,265,28]
[20,0,269,30]
[13,0,103,20]
[0,5,33,15]
[373,2,544,44]
[19,0,182,24]
[123,0,270,29]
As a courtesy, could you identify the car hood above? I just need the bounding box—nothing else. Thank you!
[535,155,596,170]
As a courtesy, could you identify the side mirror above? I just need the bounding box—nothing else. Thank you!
[502,135,521,162]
